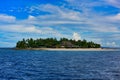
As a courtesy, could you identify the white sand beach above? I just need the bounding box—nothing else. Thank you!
[23,48,118,51]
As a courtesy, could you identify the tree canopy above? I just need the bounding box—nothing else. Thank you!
[16,38,101,49]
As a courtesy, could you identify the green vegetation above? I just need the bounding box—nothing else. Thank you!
[16,38,101,49]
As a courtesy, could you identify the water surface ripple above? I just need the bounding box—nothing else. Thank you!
[0,48,120,80]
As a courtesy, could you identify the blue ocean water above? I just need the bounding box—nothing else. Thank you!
[0,49,120,80]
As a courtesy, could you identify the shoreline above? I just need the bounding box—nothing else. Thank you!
[15,48,119,51]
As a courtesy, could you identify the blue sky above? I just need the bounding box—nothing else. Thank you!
[0,0,120,47]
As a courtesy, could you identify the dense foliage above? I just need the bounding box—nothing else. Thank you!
[16,38,101,49]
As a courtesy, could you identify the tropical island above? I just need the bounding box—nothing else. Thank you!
[16,38,101,50]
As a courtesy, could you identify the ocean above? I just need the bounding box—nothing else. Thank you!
[0,48,120,80]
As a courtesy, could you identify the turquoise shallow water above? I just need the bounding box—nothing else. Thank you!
[0,48,120,80]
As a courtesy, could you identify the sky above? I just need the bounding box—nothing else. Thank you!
[0,0,120,47]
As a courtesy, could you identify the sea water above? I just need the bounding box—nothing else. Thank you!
[0,48,120,80]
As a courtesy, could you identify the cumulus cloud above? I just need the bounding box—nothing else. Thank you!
[72,32,81,41]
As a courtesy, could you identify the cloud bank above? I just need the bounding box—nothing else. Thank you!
[0,0,120,47]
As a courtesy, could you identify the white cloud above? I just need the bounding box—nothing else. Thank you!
[108,13,120,21]
[28,15,36,20]
[0,24,63,36]
[0,14,63,37]
[73,32,81,41]
[90,25,119,33]
[28,4,120,34]
[0,25,41,33]
[2,4,120,34]
[105,0,120,8]
[1,2,120,47]
[30,4,82,21]
[0,23,65,39]
[0,14,16,22]
[106,41,119,47]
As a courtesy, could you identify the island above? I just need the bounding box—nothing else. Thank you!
[16,38,101,50]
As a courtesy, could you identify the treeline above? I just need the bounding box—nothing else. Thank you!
[16,38,101,49]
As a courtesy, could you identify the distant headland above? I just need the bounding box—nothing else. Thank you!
[16,38,101,50]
